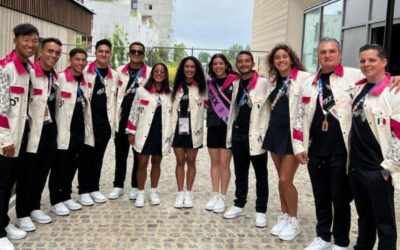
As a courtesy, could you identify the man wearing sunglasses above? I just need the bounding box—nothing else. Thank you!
[109,42,151,200]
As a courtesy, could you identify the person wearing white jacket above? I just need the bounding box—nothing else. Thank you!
[0,23,39,250]
[78,39,118,205]
[171,56,207,209]
[48,48,93,216]
[15,38,62,232]
[262,44,311,240]
[109,42,151,200]
[126,63,172,207]
[348,44,400,250]
[223,51,270,228]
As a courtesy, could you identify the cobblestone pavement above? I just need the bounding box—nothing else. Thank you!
[9,132,400,249]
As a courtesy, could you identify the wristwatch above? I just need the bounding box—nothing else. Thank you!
[382,168,391,177]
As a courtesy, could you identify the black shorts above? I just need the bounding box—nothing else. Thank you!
[207,125,228,149]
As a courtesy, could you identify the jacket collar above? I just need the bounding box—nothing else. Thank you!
[87,60,113,79]
[0,50,32,75]
[313,64,344,84]
[355,73,391,96]
[211,73,238,91]
[121,62,148,77]
[149,84,166,94]
[64,67,87,85]
[239,70,259,90]
[271,67,299,84]
[32,60,58,79]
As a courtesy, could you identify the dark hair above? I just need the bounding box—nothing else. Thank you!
[144,63,171,93]
[129,41,145,53]
[318,37,341,52]
[266,43,306,76]
[13,23,39,38]
[95,39,112,50]
[207,53,237,77]
[236,50,254,62]
[171,56,206,101]
[41,38,62,49]
[359,44,387,60]
[69,48,87,59]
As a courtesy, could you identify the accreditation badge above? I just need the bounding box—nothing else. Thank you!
[178,117,190,135]
[43,106,52,124]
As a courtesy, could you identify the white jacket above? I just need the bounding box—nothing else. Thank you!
[267,68,312,149]
[292,65,364,156]
[226,71,270,156]
[115,63,151,132]
[171,82,206,148]
[126,86,173,155]
[353,74,400,188]
[26,60,58,153]
[0,50,31,157]
[83,61,118,134]
[55,67,94,149]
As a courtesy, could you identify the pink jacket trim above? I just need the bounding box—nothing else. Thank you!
[127,120,136,131]
[10,86,25,94]
[0,115,10,129]
[293,129,303,141]
[313,64,344,84]
[390,118,400,139]
[87,61,113,79]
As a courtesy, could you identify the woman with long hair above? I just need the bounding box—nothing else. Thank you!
[263,44,311,240]
[171,56,207,208]
[204,54,237,213]
[126,63,172,207]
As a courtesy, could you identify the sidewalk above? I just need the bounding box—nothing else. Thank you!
[9,138,400,249]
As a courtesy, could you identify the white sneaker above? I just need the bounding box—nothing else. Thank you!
[16,217,36,232]
[50,202,70,216]
[78,193,94,206]
[129,188,139,200]
[30,210,52,224]
[183,191,193,208]
[63,199,82,210]
[271,213,289,236]
[5,224,27,240]
[213,195,227,213]
[108,187,124,200]
[135,190,145,207]
[304,237,331,250]
[0,237,15,250]
[149,188,160,205]
[279,216,301,240]
[332,245,348,250]
[223,206,246,219]
[205,192,219,211]
[174,191,184,208]
[255,212,267,228]
[90,191,107,203]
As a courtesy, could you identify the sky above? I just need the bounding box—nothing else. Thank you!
[173,0,254,50]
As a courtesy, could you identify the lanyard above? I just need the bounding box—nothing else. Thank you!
[125,67,143,96]
[48,73,54,97]
[237,85,249,110]
[213,78,231,104]
[317,78,329,117]
[271,76,290,110]
[77,84,84,98]
[94,66,106,86]
[352,81,381,113]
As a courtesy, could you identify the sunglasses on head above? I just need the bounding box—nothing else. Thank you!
[130,49,144,55]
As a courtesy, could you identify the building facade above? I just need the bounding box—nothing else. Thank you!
[0,0,93,70]
[252,0,400,74]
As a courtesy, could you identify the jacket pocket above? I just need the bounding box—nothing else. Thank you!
[33,88,43,95]
[140,99,149,106]
[302,96,311,104]
[10,86,25,94]
[61,91,72,98]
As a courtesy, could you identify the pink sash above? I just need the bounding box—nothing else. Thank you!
[207,74,236,124]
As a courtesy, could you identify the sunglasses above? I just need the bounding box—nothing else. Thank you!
[154,70,166,75]
[130,49,144,55]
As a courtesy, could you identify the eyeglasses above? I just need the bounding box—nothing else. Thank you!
[154,70,166,75]
[130,49,144,55]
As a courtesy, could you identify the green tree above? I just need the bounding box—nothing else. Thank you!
[148,42,170,66]
[222,44,244,61]
[105,23,129,69]
[75,36,87,50]
[173,42,187,63]
[198,52,211,64]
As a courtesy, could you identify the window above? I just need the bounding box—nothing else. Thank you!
[131,0,138,9]
[144,4,152,10]
[301,0,343,72]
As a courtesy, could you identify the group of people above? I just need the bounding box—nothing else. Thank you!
[0,22,399,250]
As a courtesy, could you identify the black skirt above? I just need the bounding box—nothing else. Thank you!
[172,114,194,149]
[207,125,228,149]
[141,106,162,155]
